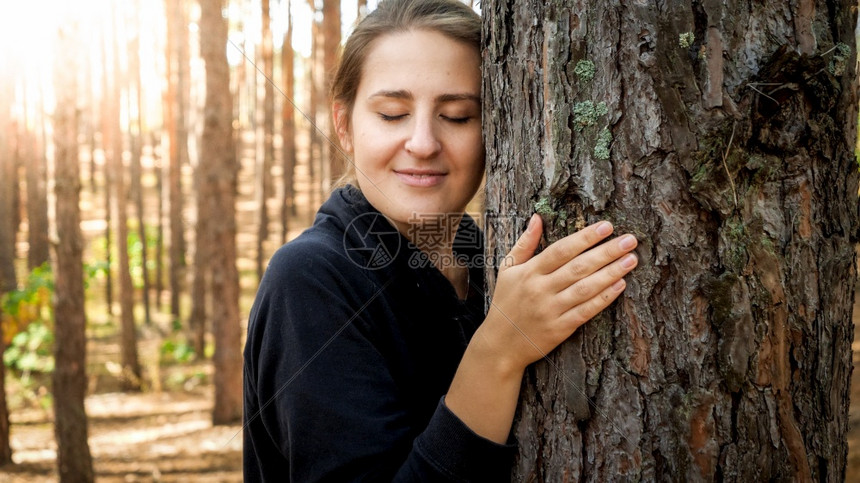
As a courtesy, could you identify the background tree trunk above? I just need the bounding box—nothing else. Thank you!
[99,25,115,317]
[483,1,859,481]
[257,0,274,279]
[308,9,321,207]
[24,98,50,271]
[166,0,189,322]
[323,0,342,187]
[0,69,16,467]
[281,0,297,243]
[128,0,152,327]
[199,0,243,425]
[52,17,95,482]
[110,5,143,392]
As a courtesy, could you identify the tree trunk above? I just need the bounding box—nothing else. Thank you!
[111,5,142,392]
[0,71,16,467]
[128,2,152,326]
[281,0,297,243]
[166,0,189,321]
[308,11,321,207]
[189,136,209,357]
[322,0,342,187]
[200,0,243,425]
[155,131,165,311]
[483,1,859,481]
[52,18,95,482]
[100,20,115,317]
[23,90,50,271]
[257,0,274,279]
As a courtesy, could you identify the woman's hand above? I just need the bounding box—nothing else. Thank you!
[445,213,637,443]
[478,214,638,375]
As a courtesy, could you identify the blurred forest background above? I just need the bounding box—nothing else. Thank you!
[0,0,855,481]
[0,0,400,480]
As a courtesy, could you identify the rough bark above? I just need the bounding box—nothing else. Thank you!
[281,0,297,243]
[483,1,859,481]
[200,0,243,425]
[52,18,95,482]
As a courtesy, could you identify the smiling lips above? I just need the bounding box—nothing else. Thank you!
[394,169,447,187]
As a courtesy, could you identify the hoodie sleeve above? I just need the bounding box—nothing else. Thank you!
[243,236,515,482]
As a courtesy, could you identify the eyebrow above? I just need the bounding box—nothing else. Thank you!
[368,90,480,104]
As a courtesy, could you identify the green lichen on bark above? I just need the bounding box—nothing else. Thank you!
[720,217,750,273]
[574,59,596,82]
[679,32,695,49]
[594,127,612,160]
[828,42,851,76]
[534,197,555,218]
[573,101,608,131]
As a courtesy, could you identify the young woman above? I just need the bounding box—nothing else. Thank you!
[243,0,639,480]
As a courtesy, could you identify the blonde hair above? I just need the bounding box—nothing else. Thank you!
[330,0,481,187]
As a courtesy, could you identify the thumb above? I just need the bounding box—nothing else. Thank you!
[502,214,542,270]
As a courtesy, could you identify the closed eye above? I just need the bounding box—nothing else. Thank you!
[379,113,407,122]
[441,115,472,124]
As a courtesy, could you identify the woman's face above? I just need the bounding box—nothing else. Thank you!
[335,29,483,237]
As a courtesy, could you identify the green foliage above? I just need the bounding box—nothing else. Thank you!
[127,224,159,289]
[159,339,196,364]
[165,369,208,391]
[3,322,54,374]
[2,263,53,345]
[574,60,595,82]
[84,260,110,289]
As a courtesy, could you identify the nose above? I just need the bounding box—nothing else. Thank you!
[404,116,441,159]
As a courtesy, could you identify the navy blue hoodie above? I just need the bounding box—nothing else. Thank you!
[243,185,515,481]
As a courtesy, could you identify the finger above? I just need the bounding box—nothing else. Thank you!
[547,233,638,291]
[501,214,543,270]
[532,221,614,274]
[558,278,628,332]
[555,253,638,310]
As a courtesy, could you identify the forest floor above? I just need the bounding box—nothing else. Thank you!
[1,333,244,482]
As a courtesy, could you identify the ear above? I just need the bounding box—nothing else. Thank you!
[332,103,353,153]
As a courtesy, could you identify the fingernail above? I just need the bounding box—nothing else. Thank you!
[596,221,613,237]
[612,279,626,292]
[621,253,637,269]
[527,214,538,232]
[619,234,637,250]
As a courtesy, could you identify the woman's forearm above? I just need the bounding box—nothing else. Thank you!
[445,318,525,444]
